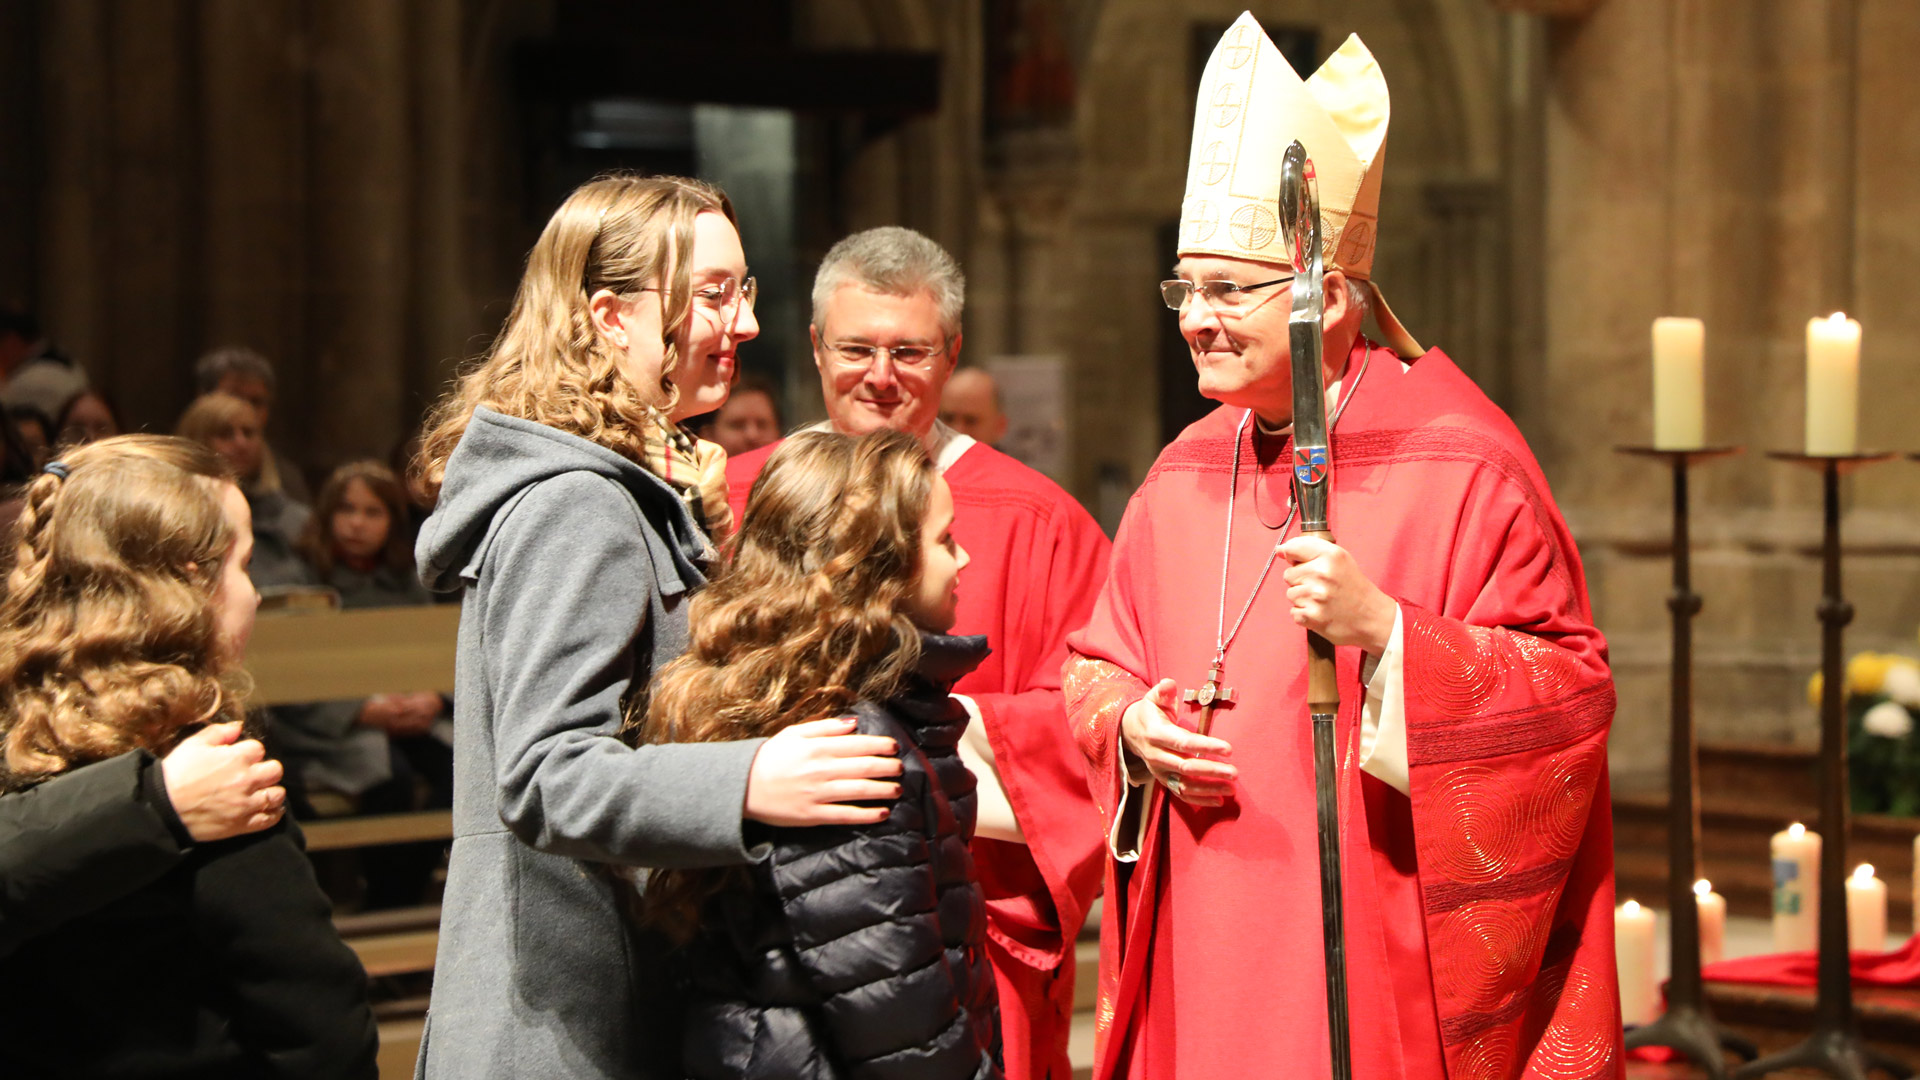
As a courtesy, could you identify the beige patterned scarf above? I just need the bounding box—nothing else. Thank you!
[640,409,733,543]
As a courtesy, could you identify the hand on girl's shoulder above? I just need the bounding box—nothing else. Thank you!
[743,716,904,829]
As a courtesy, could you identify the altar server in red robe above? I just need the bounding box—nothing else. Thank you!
[727,227,1109,1080]
[1063,16,1621,1080]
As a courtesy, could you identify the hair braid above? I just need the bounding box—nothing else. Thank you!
[5,473,64,600]
[0,437,245,791]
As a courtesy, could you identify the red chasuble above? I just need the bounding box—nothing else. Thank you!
[729,438,1111,1080]
[1063,342,1621,1080]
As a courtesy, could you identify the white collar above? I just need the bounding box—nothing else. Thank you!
[805,418,975,475]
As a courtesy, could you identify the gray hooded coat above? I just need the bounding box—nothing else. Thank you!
[413,408,767,1079]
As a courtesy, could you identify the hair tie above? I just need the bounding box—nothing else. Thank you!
[41,462,69,480]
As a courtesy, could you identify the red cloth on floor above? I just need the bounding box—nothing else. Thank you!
[1703,934,1920,987]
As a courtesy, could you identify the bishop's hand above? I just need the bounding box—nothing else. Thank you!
[1120,678,1237,807]
[1278,535,1397,655]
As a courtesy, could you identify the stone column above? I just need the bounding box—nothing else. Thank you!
[0,2,41,313]
[104,0,197,427]
[408,0,470,419]
[307,0,413,469]
[199,0,311,437]
[37,0,109,375]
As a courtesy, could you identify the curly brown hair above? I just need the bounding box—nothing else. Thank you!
[629,428,935,938]
[0,435,248,790]
[412,173,735,504]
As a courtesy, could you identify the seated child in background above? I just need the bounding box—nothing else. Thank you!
[0,435,376,1079]
[273,460,452,909]
[631,428,1002,1080]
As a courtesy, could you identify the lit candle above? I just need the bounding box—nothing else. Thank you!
[1849,863,1888,952]
[1772,822,1821,951]
[1696,879,1727,966]
[1615,899,1659,1025]
[1806,312,1861,455]
[1652,317,1705,450]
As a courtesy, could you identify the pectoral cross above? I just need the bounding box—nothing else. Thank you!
[1182,662,1236,736]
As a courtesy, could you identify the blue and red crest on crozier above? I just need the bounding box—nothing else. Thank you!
[1293,445,1329,486]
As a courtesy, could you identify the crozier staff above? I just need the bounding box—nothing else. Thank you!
[1064,15,1621,1079]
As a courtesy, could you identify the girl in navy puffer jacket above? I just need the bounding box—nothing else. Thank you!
[629,428,1001,1080]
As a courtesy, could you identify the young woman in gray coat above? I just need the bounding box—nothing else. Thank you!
[409,174,904,1080]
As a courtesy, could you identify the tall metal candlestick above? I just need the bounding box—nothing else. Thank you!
[1734,452,1905,1080]
[1617,445,1755,1079]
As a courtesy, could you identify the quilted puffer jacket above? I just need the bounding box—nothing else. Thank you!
[679,632,1003,1080]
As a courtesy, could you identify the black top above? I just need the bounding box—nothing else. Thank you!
[0,808,377,1078]
[678,633,1004,1080]
[0,751,191,958]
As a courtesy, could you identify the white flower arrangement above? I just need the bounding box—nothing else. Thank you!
[1885,661,1920,710]
[1863,700,1915,740]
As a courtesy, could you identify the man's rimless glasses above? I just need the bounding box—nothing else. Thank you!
[1159,276,1294,312]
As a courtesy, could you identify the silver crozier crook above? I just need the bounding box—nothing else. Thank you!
[1280,139,1353,1080]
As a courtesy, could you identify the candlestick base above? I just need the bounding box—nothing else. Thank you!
[1626,1003,1758,1079]
[1615,444,1745,465]
[1613,444,1749,1077]
[1731,1026,1911,1080]
[1767,450,1897,474]
[1735,453,1909,1080]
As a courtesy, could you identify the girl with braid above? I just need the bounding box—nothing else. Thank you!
[0,435,375,1078]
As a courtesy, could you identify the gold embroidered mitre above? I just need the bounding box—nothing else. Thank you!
[1180,14,1422,355]
[1181,13,1388,278]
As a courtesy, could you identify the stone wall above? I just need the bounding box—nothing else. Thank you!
[5,0,544,476]
[1541,0,1920,780]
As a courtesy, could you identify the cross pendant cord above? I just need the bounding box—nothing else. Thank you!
[1206,344,1373,681]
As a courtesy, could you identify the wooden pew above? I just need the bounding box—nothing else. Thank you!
[305,811,455,853]
[246,606,461,1080]
[246,605,461,707]
[248,605,461,855]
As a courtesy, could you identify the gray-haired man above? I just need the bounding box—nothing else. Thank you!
[726,227,1110,1080]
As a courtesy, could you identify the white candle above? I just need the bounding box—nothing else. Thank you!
[1615,899,1659,1025]
[1849,863,1888,952]
[1806,312,1861,455]
[1652,317,1705,450]
[1696,879,1727,966]
[1772,822,1821,951]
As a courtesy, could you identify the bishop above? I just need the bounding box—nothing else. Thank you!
[1063,14,1623,1079]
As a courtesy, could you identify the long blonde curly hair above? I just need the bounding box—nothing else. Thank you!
[629,429,936,938]
[0,435,248,790]
[413,173,735,503]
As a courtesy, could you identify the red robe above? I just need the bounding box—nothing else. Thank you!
[729,437,1111,1080]
[1063,342,1622,1080]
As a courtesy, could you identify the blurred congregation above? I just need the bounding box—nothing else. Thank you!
[0,309,1006,914]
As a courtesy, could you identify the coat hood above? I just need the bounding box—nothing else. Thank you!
[415,408,710,595]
